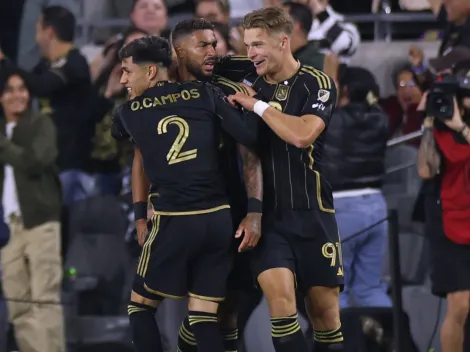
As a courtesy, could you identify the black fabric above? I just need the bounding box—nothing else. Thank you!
[177,317,198,352]
[323,103,388,191]
[188,311,224,352]
[128,302,162,352]
[439,17,470,56]
[271,314,309,352]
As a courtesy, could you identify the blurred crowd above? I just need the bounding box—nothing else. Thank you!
[0,0,469,351]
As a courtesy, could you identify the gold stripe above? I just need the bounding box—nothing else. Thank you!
[300,67,324,89]
[188,292,225,302]
[144,283,186,299]
[229,55,250,61]
[152,204,230,216]
[314,337,344,343]
[137,215,159,276]
[306,146,335,213]
[301,65,331,89]
[214,75,244,94]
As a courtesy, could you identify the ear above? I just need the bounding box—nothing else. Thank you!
[148,64,158,80]
[280,35,288,50]
[175,45,185,60]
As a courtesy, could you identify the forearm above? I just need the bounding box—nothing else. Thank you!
[417,127,440,179]
[460,124,470,144]
[238,145,263,201]
[260,106,323,148]
[132,148,150,203]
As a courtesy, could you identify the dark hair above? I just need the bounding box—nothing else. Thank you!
[340,66,380,103]
[0,67,33,97]
[41,6,76,42]
[391,62,419,88]
[172,18,215,45]
[119,35,172,67]
[283,2,313,35]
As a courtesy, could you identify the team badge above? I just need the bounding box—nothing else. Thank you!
[317,89,330,103]
[275,84,290,101]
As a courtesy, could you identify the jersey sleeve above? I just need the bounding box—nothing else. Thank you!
[213,55,255,82]
[205,83,257,147]
[111,105,132,142]
[300,66,337,125]
[212,75,250,96]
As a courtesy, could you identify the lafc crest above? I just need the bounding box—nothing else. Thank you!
[275,84,290,101]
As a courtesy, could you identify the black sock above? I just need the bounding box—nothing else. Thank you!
[221,328,238,351]
[177,316,198,352]
[188,311,224,352]
[127,301,162,352]
[271,313,309,352]
[313,325,344,351]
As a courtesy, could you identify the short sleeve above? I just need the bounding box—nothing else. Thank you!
[300,67,337,125]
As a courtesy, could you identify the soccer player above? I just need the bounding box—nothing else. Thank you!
[168,19,263,352]
[112,36,257,352]
[225,7,344,352]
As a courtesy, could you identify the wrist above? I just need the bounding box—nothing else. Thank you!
[423,117,434,128]
[247,197,263,213]
[133,201,147,221]
[253,100,270,117]
[459,123,468,134]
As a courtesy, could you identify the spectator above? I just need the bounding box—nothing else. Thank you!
[90,0,168,80]
[439,0,470,55]
[283,2,325,69]
[293,0,360,62]
[90,27,148,196]
[323,66,391,309]
[195,0,230,24]
[380,64,423,147]
[212,22,232,55]
[0,67,63,352]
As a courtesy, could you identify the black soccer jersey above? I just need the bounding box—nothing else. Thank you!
[113,81,257,213]
[242,64,338,212]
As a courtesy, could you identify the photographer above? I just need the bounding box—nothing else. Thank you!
[417,50,470,352]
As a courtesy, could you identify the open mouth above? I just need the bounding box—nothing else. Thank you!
[253,60,265,68]
[203,59,215,71]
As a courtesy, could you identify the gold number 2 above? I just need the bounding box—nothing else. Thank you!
[157,115,197,165]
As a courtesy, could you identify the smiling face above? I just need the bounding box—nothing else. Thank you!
[177,29,217,81]
[244,27,286,77]
[0,74,30,118]
[120,57,154,98]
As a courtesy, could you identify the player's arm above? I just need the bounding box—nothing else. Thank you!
[208,85,258,147]
[230,77,337,149]
[132,147,150,246]
[214,55,254,82]
[417,118,441,179]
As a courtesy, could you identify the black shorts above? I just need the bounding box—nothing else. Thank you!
[133,208,233,302]
[429,226,470,298]
[253,209,344,293]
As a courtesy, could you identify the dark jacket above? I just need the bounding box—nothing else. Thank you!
[323,103,389,191]
[294,40,325,70]
[0,204,9,248]
[0,111,61,229]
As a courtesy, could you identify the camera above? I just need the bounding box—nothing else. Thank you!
[425,73,470,119]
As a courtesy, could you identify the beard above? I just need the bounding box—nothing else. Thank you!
[187,59,212,82]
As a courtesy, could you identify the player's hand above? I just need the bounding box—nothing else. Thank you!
[135,219,148,246]
[228,93,257,111]
[235,212,262,252]
[239,83,257,97]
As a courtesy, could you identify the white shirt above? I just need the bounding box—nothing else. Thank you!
[3,122,21,223]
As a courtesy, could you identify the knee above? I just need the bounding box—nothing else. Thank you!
[306,287,340,328]
[129,290,160,309]
[266,291,297,317]
[446,291,470,325]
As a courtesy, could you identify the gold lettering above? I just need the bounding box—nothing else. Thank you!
[153,97,162,106]
[157,115,198,165]
[190,89,200,99]
[181,90,191,100]
[131,101,141,111]
[142,98,153,108]
[321,243,337,267]
[171,93,181,102]
[161,94,174,104]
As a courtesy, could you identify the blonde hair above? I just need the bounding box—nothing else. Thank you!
[243,7,293,35]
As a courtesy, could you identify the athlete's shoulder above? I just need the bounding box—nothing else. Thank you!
[212,75,250,96]
[298,64,335,91]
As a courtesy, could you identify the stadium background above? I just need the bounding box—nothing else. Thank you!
[0,0,456,351]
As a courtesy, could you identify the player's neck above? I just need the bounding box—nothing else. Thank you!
[177,67,196,81]
[290,35,308,54]
[265,55,299,83]
[47,41,73,62]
